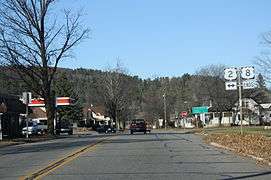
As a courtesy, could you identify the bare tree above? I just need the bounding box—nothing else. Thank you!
[196,64,237,126]
[100,62,130,130]
[0,0,89,135]
[255,31,271,83]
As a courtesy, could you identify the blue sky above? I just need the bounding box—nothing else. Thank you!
[57,0,271,78]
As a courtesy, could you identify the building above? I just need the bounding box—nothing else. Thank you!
[0,94,26,138]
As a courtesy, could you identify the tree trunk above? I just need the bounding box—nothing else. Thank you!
[44,92,56,135]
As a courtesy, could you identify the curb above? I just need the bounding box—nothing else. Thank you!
[210,142,271,166]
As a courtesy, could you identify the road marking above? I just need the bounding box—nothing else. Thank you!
[20,136,112,180]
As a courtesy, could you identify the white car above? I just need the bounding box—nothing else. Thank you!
[22,121,39,135]
[22,120,48,135]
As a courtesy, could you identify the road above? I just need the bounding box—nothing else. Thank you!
[0,130,271,180]
[0,133,106,180]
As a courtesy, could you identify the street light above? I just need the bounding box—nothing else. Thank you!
[163,93,166,130]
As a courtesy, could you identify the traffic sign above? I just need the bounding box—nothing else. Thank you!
[224,68,237,81]
[180,111,188,117]
[243,79,257,89]
[241,66,255,79]
[192,106,208,114]
[225,81,237,90]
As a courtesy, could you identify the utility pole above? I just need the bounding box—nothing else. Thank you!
[163,93,166,130]
[0,113,2,141]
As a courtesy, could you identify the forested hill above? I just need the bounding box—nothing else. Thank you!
[0,66,270,123]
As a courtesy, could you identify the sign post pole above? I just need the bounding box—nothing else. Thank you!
[163,93,166,131]
[224,67,255,135]
[237,69,243,135]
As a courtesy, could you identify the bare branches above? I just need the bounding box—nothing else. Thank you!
[0,0,89,92]
[255,31,271,83]
[0,0,89,135]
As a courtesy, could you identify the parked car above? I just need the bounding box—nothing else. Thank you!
[56,121,73,135]
[22,121,39,135]
[130,119,147,134]
[96,125,116,134]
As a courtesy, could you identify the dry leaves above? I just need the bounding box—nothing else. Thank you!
[205,133,271,162]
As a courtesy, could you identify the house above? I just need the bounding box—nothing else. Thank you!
[0,94,26,139]
[83,106,112,128]
[259,103,271,125]
[232,98,260,125]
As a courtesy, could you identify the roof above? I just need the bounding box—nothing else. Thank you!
[260,103,271,109]
[29,107,47,119]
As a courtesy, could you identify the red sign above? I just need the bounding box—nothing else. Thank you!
[56,97,72,106]
[28,97,72,107]
[180,111,188,117]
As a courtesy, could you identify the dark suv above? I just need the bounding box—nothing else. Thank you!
[130,119,147,134]
[56,121,73,135]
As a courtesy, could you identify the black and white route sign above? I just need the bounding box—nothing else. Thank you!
[241,66,255,79]
[224,68,237,81]
[243,79,257,89]
[225,81,237,90]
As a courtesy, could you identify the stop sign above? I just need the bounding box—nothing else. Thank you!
[180,111,188,117]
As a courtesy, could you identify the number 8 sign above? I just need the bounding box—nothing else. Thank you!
[241,67,255,79]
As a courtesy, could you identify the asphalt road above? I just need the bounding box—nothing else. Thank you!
[44,130,271,180]
[0,133,107,180]
[0,130,271,180]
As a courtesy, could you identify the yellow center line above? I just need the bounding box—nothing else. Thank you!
[19,136,114,180]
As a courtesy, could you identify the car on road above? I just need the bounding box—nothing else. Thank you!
[56,121,73,135]
[130,119,147,134]
[96,125,116,134]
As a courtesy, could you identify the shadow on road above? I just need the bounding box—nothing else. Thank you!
[221,171,271,179]
[0,134,111,156]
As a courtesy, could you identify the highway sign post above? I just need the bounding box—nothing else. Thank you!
[225,81,237,90]
[224,68,237,81]
[224,66,256,135]
[242,79,257,89]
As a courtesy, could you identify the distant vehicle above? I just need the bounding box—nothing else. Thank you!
[130,119,147,134]
[96,125,116,134]
[146,123,152,133]
[22,121,39,135]
[56,121,73,135]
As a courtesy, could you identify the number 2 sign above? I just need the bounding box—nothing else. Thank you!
[224,68,237,80]
[241,67,255,79]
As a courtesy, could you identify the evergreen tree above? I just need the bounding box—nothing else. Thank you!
[54,72,83,124]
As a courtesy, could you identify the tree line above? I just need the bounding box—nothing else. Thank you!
[1,63,270,128]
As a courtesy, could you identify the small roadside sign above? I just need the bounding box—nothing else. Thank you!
[225,81,237,90]
[241,66,255,80]
[243,79,257,89]
[192,106,208,114]
[180,111,188,117]
[224,68,237,81]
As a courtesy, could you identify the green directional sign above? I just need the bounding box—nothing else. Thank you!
[192,106,208,114]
